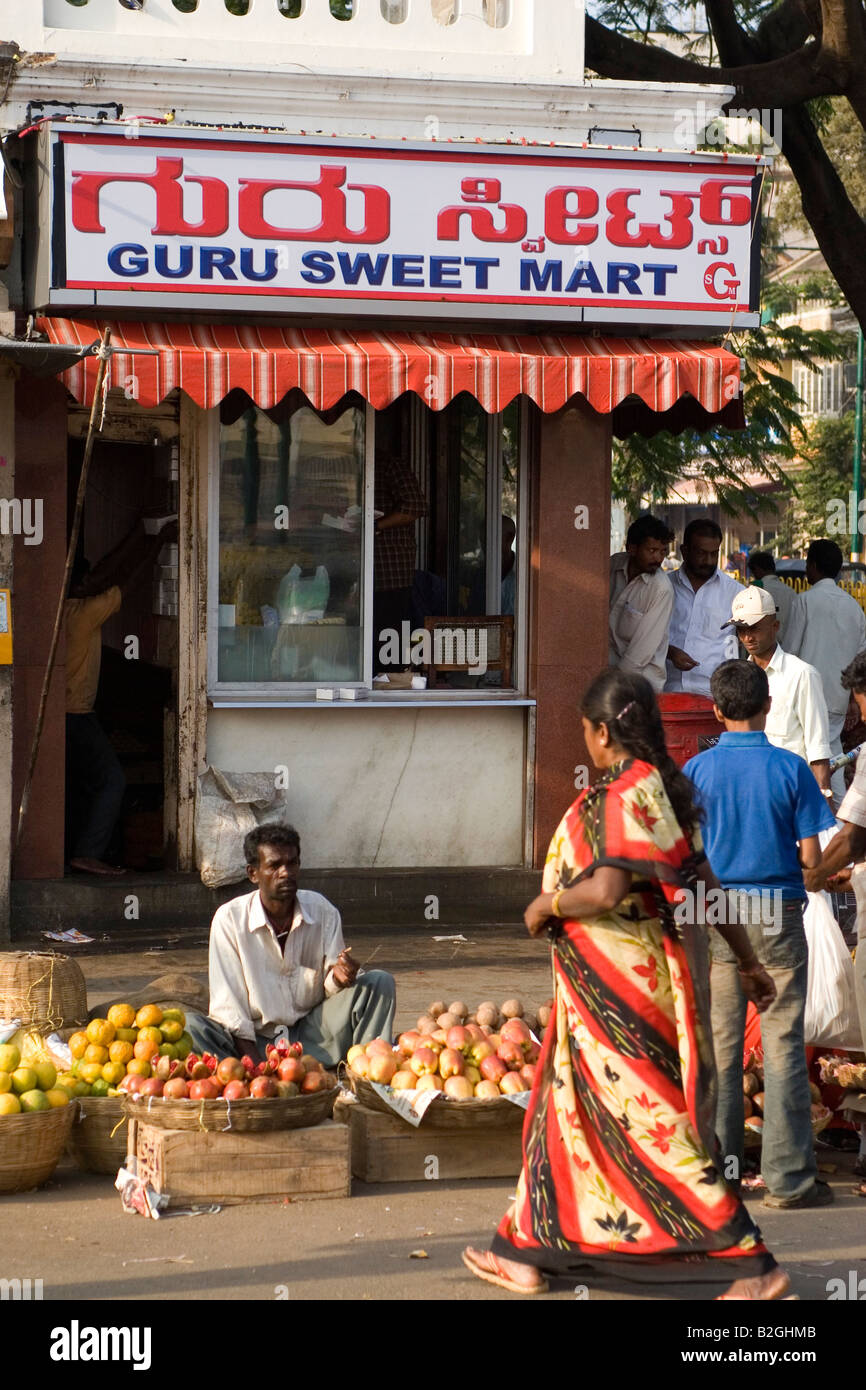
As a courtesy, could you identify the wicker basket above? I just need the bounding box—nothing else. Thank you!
[0,952,88,1032]
[744,1107,832,1150]
[0,1103,78,1194]
[121,1084,338,1133]
[66,1097,130,1175]
[346,1071,526,1131]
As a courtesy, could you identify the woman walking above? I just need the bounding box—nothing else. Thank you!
[462,669,789,1300]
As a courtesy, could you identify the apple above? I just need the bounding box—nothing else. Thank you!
[463,1064,482,1087]
[444,1075,474,1099]
[368,1052,398,1085]
[519,1065,537,1087]
[500,1071,528,1094]
[163,1078,190,1099]
[391,1070,416,1090]
[480,1054,508,1084]
[216,1057,246,1085]
[223,1079,251,1100]
[346,1044,367,1069]
[351,1053,371,1079]
[501,1018,533,1050]
[474,1080,501,1099]
[300,1070,331,1094]
[397,1031,420,1057]
[366,1037,394,1056]
[415,1074,444,1093]
[438,1048,465,1079]
[445,1026,471,1053]
[249,1075,278,1099]
[409,1047,438,1078]
[278,1057,305,1085]
[497,1040,525,1071]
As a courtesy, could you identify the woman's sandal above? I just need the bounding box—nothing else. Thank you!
[716,1270,797,1301]
[461,1247,548,1295]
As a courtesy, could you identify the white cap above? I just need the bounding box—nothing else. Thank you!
[720,586,778,629]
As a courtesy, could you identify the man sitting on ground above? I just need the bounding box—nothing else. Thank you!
[185,823,396,1067]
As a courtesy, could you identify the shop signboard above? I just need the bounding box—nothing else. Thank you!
[35,123,765,328]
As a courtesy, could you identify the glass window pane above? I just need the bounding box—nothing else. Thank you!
[455,396,488,617]
[499,401,519,619]
[218,403,366,684]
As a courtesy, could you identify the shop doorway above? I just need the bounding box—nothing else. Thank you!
[66,420,180,873]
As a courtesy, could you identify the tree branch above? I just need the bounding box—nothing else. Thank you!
[703,0,753,65]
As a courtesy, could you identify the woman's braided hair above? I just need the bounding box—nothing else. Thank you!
[580,668,701,834]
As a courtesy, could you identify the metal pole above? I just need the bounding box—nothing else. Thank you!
[852,325,864,561]
[15,328,112,854]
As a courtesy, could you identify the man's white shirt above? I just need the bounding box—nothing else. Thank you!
[790,578,866,735]
[208,888,345,1041]
[609,553,674,692]
[664,567,743,697]
[754,644,831,766]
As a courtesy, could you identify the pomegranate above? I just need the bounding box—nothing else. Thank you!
[222,1079,251,1100]
[216,1057,246,1086]
[278,1057,305,1085]
[163,1078,190,1099]
[300,1055,324,1073]
[189,1060,210,1081]
[300,1070,330,1094]
[189,1078,221,1100]
[274,1080,299,1098]
[138,1078,165,1097]
[249,1075,278,1099]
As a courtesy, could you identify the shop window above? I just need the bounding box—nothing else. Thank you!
[432,0,458,24]
[381,0,408,21]
[330,0,354,17]
[483,0,510,26]
[217,400,368,687]
[277,0,303,13]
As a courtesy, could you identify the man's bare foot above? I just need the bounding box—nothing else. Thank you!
[462,1247,548,1294]
[68,858,126,877]
[717,1268,794,1300]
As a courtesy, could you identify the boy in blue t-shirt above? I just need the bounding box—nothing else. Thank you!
[684,659,836,1210]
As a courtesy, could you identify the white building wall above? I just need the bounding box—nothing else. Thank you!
[206,705,527,867]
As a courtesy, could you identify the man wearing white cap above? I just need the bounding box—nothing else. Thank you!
[722,586,833,797]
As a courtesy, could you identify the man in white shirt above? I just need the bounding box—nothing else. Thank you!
[722,586,832,794]
[609,514,675,692]
[664,518,743,698]
[746,551,799,649]
[790,539,866,799]
[185,823,395,1067]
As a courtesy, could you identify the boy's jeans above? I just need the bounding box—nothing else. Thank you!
[709,894,817,1201]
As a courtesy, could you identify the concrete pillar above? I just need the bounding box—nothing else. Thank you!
[0,364,14,943]
[12,374,68,881]
[530,401,611,868]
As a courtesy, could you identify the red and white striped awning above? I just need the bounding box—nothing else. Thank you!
[38,318,743,430]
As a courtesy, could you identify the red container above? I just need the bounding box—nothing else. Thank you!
[657,693,719,768]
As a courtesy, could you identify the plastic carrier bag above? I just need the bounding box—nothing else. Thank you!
[194,766,290,889]
[276,565,330,624]
[803,890,862,1050]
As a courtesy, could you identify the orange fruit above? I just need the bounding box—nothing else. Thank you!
[68,1031,89,1060]
[101,1062,125,1085]
[133,1039,159,1063]
[0,1093,21,1115]
[136,1026,163,1046]
[83,1044,109,1066]
[126,1058,152,1078]
[134,1004,163,1029]
[79,1062,104,1086]
[159,1020,184,1044]
[86,1018,116,1048]
[107,1003,136,1030]
[109,1040,134,1066]
[44,1088,70,1108]
[116,1028,138,1044]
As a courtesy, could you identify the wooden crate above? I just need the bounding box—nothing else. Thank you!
[134,1119,350,1206]
[347,1103,523,1183]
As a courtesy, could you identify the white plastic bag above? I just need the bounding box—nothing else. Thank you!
[194,766,291,889]
[803,890,862,1049]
